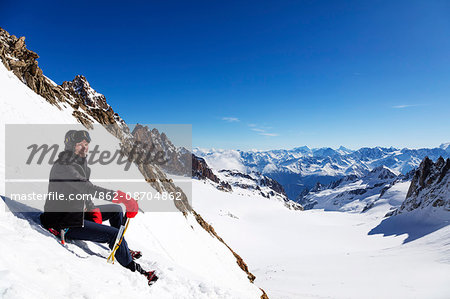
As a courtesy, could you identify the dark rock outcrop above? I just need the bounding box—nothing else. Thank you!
[393,156,450,214]
[192,155,232,191]
[61,75,109,109]
[192,154,219,182]
[1,29,66,108]
[259,175,287,197]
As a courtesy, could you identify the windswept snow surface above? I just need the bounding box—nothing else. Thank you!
[193,180,450,299]
[0,61,263,298]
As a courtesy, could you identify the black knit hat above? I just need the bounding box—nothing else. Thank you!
[64,130,91,151]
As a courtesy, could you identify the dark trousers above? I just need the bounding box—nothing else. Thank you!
[65,204,132,267]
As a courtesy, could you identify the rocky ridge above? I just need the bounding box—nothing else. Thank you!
[0,28,133,142]
[131,124,191,176]
[393,156,450,214]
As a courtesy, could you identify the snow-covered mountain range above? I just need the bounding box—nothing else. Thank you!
[194,145,450,200]
[299,165,413,212]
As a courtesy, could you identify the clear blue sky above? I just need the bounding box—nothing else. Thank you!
[1,0,449,150]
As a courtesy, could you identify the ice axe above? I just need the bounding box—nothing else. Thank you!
[107,215,130,264]
[107,194,141,263]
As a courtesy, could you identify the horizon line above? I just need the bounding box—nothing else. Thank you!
[193,142,450,153]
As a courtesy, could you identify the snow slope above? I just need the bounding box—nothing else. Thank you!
[0,60,80,195]
[0,60,263,298]
[193,179,450,299]
[0,198,263,298]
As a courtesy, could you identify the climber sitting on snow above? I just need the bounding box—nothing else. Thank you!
[40,130,158,286]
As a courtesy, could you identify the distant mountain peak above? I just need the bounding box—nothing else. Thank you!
[292,146,311,152]
[440,142,450,152]
[338,145,352,151]
[369,165,398,179]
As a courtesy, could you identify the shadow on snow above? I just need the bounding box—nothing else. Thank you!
[1,196,108,258]
[368,212,449,243]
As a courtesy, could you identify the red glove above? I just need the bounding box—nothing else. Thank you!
[113,190,139,218]
[87,208,102,224]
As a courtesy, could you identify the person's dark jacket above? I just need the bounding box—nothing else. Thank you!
[40,151,114,230]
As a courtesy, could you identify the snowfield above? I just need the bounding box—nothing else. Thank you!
[0,197,263,299]
[193,180,450,299]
